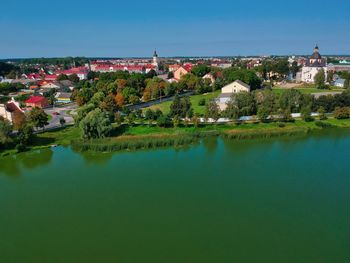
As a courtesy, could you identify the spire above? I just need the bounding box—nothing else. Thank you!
[314,44,319,52]
[153,50,158,57]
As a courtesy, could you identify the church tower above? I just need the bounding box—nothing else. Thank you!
[152,50,159,68]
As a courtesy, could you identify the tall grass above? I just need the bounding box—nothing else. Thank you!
[222,126,309,140]
[71,133,200,152]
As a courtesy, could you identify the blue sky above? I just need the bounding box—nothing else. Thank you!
[1,0,349,58]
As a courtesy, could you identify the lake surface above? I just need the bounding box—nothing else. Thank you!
[1,130,350,263]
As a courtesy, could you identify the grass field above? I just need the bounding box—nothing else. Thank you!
[272,85,344,95]
[146,90,221,115]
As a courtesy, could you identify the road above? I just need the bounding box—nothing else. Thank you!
[128,91,194,111]
[44,103,77,130]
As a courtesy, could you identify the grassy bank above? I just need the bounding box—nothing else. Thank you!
[146,90,220,115]
[2,118,350,156]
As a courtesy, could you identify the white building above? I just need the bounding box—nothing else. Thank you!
[216,80,251,111]
[301,45,327,83]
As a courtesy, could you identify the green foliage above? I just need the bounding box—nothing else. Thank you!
[317,107,327,120]
[191,64,211,77]
[169,95,193,118]
[223,68,262,90]
[27,107,49,129]
[301,106,314,122]
[79,108,113,139]
[0,118,12,146]
[205,100,220,122]
[314,69,326,89]
[334,107,350,119]
[198,98,206,106]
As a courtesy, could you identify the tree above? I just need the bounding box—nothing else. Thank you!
[205,100,220,123]
[192,114,200,128]
[100,94,117,113]
[57,74,69,81]
[169,95,193,118]
[257,106,270,122]
[191,64,211,77]
[279,89,302,112]
[17,123,34,147]
[68,74,80,83]
[172,115,180,128]
[115,93,125,108]
[79,108,112,139]
[317,106,327,120]
[59,117,66,127]
[157,114,170,127]
[301,106,314,122]
[334,107,350,119]
[314,69,326,89]
[0,117,12,146]
[27,107,49,130]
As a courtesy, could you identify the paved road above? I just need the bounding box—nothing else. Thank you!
[128,91,194,110]
[44,103,77,130]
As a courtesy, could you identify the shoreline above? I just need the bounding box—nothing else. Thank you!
[2,118,350,156]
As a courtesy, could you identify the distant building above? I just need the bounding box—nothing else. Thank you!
[334,78,346,88]
[174,66,190,80]
[301,45,327,83]
[203,73,215,84]
[216,80,251,111]
[55,92,72,104]
[25,96,49,109]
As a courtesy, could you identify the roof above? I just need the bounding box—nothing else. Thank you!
[56,92,72,99]
[5,102,22,113]
[234,80,251,89]
[25,96,47,104]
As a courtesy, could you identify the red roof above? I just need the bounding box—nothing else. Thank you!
[45,75,58,81]
[183,63,193,72]
[25,96,47,104]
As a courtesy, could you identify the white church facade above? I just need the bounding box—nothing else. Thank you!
[301,45,327,83]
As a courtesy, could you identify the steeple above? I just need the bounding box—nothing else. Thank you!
[153,50,158,58]
[314,44,319,53]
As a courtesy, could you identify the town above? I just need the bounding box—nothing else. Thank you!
[1,45,350,153]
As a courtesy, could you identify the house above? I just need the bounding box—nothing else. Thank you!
[216,80,251,111]
[0,98,25,127]
[334,78,346,88]
[25,96,49,109]
[174,66,190,80]
[168,64,181,72]
[203,73,215,83]
[41,82,63,90]
[55,92,72,104]
[301,45,327,83]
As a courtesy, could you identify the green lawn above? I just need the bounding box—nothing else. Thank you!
[272,86,344,95]
[146,90,221,115]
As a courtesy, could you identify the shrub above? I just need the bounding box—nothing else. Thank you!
[334,107,350,119]
[315,121,334,128]
[198,98,206,106]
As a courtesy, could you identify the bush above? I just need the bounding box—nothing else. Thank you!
[334,107,350,119]
[315,121,334,128]
[277,122,286,128]
[198,98,206,106]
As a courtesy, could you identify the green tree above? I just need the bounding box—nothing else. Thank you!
[0,117,12,146]
[79,108,112,139]
[301,106,314,122]
[27,107,49,130]
[205,100,220,123]
[317,106,327,120]
[314,69,326,89]
[257,106,270,122]
[68,74,80,83]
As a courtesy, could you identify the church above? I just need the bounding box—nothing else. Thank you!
[301,45,327,83]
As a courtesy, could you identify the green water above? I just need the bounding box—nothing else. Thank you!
[1,130,350,263]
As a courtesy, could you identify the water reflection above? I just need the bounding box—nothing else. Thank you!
[0,148,53,177]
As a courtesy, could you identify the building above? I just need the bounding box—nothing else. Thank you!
[152,50,159,70]
[216,80,251,111]
[25,96,49,109]
[55,92,72,104]
[0,98,25,126]
[301,45,327,83]
[174,66,190,80]
[203,73,215,84]
[334,78,346,88]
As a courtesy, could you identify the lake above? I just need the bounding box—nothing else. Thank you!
[1,130,350,262]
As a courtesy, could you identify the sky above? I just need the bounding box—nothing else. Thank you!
[1,0,350,58]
